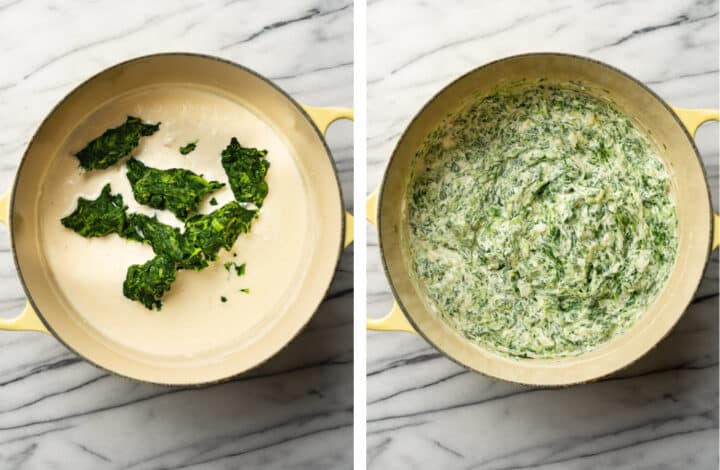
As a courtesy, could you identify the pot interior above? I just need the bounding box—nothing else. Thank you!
[12,54,343,385]
[379,53,711,385]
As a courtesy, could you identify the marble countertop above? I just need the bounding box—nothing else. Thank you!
[0,1,352,469]
[367,0,718,468]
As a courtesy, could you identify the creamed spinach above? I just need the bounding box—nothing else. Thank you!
[407,84,678,359]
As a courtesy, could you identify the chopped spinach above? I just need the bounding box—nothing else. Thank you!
[63,125,271,311]
[183,202,257,265]
[223,261,246,277]
[123,255,176,310]
[122,213,186,261]
[61,184,128,237]
[126,158,224,220]
[220,296,227,303]
[221,137,270,207]
[122,213,209,271]
[63,198,257,308]
[239,288,250,294]
[235,262,246,276]
[74,116,160,171]
[179,140,198,155]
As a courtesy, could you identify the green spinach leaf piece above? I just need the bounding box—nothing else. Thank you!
[221,138,270,207]
[126,158,224,220]
[223,261,246,277]
[61,184,128,237]
[74,116,160,170]
[183,202,257,265]
[123,255,176,310]
[179,140,198,155]
[122,213,184,259]
[121,213,205,271]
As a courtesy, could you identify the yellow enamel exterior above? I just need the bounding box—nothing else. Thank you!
[0,189,9,225]
[303,105,355,248]
[367,302,416,333]
[0,189,48,334]
[671,107,720,250]
[344,212,354,248]
[671,107,720,137]
[0,303,48,333]
[365,187,416,334]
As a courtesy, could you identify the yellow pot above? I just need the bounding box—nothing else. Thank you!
[368,52,718,386]
[0,53,353,385]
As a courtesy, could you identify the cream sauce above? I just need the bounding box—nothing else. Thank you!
[39,85,313,357]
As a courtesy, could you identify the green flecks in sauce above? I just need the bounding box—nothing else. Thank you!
[407,84,678,359]
[223,261,246,277]
[179,140,198,155]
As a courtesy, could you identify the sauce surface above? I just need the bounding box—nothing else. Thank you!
[39,85,312,357]
[407,84,678,358]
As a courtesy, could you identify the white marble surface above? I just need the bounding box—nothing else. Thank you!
[0,1,352,469]
[367,0,719,468]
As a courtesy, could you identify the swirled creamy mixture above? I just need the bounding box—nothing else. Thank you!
[407,84,678,359]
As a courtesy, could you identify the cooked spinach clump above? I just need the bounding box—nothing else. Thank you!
[123,255,176,311]
[221,138,270,207]
[74,116,160,171]
[179,140,198,155]
[223,261,246,277]
[126,158,224,220]
[121,204,255,272]
[122,213,186,262]
[183,202,257,267]
[63,127,270,311]
[61,181,259,310]
[61,184,128,237]
[124,213,210,271]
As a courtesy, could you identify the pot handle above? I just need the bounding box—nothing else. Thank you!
[671,107,720,250]
[302,105,354,248]
[365,188,416,334]
[0,189,48,333]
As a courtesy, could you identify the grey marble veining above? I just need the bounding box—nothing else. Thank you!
[0,1,352,469]
[367,0,718,468]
